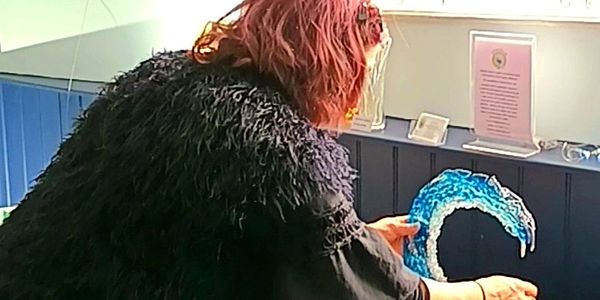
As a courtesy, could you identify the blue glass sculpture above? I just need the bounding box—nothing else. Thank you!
[403,169,536,281]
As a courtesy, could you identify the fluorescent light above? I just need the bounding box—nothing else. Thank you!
[376,0,600,21]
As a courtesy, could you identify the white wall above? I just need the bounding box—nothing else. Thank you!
[383,14,600,145]
[1,0,598,145]
[0,19,163,82]
[376,0,600,20]
[0,0,160,52]
[0,0,240,81]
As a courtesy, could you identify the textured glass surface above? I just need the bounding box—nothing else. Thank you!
[404,169,536,281]
[358,28,392,130]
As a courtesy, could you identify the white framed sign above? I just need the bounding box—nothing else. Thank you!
[349,115,375,133]
[408,112,450,146]
[463,30,540,158]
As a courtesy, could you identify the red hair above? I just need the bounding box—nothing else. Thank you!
[189,0,383,127]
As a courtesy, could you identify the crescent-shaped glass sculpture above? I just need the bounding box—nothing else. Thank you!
[403,169,537,281]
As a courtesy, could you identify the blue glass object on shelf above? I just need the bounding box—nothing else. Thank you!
[403,169,537,281]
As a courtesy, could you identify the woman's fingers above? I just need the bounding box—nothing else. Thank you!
[393,215,410,223]
[393,238,403,256]
[391,221,420,236]
[367,215,421,257]
[517,280,538,297]
[388,215,420,236]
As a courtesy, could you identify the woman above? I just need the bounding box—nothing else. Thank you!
[0,0,538,299]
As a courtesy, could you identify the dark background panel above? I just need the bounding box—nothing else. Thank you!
[357,139,396,222]
[517,165,567,300]
[473,159,523,277]
[434,150,478,280]
[568,170,600,300]
[397,145,432,214]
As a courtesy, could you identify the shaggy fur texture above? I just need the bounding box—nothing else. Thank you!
[0,51,361,299]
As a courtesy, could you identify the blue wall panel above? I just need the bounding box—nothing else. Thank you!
[0,80,96,207]
[58,93,82,139]
[80,94,94,112]
[0,83,9,207]
[3,84,27,207]
[21,87,44,189]
[38,90,63,165]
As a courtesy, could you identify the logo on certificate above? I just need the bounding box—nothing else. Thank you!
[492,49,507,69]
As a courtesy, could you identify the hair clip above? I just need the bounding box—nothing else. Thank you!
[358,2,369,21]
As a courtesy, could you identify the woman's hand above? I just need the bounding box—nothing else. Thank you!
[475,275,538,300]
[366,215,420,256]
[422,275,538,300]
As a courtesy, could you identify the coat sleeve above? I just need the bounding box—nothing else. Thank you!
[270,191,427,300]
[232,94,427,299]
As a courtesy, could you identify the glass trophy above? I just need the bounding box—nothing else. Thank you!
[352,26,393,131]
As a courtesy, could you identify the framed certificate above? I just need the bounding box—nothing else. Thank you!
[464,30,540,158]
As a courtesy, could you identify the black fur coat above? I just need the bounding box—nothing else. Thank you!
[0,51,423,299]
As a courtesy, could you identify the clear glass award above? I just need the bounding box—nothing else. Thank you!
[352,26,393,132]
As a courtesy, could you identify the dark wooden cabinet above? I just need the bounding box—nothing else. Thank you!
[339,133,600,300]
[396,145,431,213]
[519,165,568,300]
[434,150,479,280]
[568,170,600,299]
